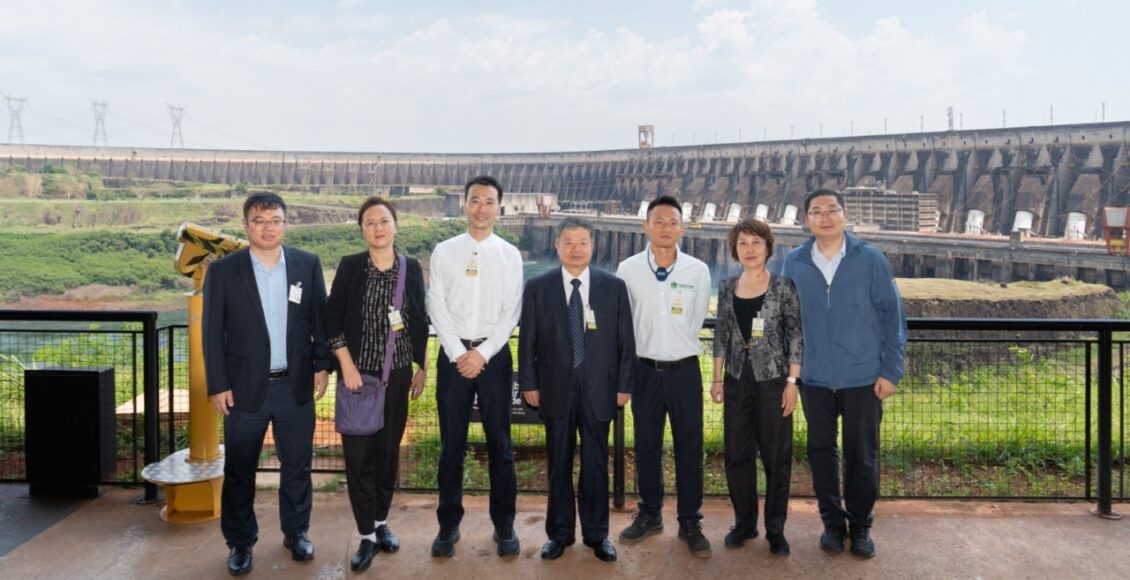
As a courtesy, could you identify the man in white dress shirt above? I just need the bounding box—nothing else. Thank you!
[426,175,524,558]
[616,195,713,557]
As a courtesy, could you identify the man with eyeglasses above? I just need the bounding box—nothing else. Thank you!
[779,188,906,559]
[615,195,713,557]
[203,192,332,575]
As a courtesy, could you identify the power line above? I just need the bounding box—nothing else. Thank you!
[92,100,108,146]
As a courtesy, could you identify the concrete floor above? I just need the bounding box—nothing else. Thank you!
[1,483,1128,579]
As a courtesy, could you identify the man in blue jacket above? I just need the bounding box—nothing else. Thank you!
[780,189,906,559]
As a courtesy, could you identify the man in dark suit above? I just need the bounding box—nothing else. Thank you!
[518,217,635,562]
[203,192,332,576]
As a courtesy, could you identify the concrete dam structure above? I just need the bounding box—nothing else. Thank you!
[3,121,1129,239]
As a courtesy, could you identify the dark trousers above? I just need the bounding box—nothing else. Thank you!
[221,377,314,547]
[723,363,792,535]
[544,372,611,542]
[631,359,703,523]
[800,384,883,529]
[435,346,516,529]
[342,366,412,535]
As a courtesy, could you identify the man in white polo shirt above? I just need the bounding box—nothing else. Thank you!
[616,195,713,557]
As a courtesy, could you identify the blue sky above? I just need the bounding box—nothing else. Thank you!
[0,0,1123,153]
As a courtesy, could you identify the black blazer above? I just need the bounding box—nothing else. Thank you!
[518,267,635,422]
[202,246,333,413]
[324,251,428,372]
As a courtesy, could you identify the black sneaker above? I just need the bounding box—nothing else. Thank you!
[619,512,663,543]
[767,533,790,556]
[820,524,846,553]
[723,525,758,548]
[849,524,875,558]
[493,525,520,557]
[677,520,712,557]
[431,526,460,558]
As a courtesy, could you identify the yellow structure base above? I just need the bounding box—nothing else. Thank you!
[159,476,224,524]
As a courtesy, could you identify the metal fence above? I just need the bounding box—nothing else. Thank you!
[1,311,1127,513]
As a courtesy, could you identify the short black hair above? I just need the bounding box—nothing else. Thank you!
[646,195,682,219]
[555,216,593,240]
[243,192,287,219]
[727,218,774,260]
[803,188,845,213]
[464,175,504,203]
[357,196,398,226]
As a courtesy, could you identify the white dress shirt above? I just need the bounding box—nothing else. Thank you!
[811,238,847,286]
[427,232,523,362]
[616,247,711,361]
[561,266,590,308]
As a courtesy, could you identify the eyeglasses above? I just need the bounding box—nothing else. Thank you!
[248,218,286,228]
[806,208,844,218]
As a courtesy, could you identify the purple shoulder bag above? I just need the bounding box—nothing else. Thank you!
[335,254,408,436]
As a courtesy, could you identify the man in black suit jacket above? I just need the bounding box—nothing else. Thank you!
[203,192,332,576]
[518,217,635,562]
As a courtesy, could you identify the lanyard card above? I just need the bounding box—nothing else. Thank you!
[584,306,597,330]
[388,307,405,332]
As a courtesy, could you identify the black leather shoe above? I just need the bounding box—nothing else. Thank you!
[677,520,712,557]
[724,525,758,548]
[375,524,400,553]
[619,512,663,542]
[350,539,377,572]
[767,533,790,556]
[583,538,617,562]
[431,526,460,558]
[283,532,315,561]
[820,524,847,553]
[540,537,575,560]
[227,545,253,576]
[493,525,520,557]
[849,524,876,558]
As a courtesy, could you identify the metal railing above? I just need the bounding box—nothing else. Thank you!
[0,311,1126,516]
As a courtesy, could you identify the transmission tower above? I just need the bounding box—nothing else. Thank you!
[168,104,185,148]
[5,95,27,144]
[92,100,108,146]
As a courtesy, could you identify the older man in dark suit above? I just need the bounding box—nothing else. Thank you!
[518,217,635,562]
[203,192,332,576]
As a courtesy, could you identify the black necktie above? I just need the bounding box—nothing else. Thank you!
[569,279,584,368]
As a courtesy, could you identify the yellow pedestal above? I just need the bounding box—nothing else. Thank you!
[160,476,224,524]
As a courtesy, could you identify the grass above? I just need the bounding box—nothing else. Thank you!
[897,277,1112,301]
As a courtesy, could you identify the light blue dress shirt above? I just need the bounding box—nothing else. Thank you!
[811,239,847,286]
[250,250,289,371]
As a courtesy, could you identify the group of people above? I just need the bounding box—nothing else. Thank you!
[202,176,907,576]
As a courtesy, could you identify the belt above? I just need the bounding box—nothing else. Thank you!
[460,338,487,349]
[638,356,697,371]
[268,369,288,379]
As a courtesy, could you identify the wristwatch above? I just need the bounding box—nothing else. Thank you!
[786,376,798,384]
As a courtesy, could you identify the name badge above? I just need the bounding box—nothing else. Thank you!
[584,306,597,330]
[670,292,684,316]
[288,283,303,304]
[465,252,479,277]
[751,316,765,338]
[388,307,405,332]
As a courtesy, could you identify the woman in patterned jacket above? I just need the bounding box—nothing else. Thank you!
[710,217,803,556]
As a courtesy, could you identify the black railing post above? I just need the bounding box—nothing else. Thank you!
[142,313,159,503]
[613,406,625,509]
[1092,328,1122,519]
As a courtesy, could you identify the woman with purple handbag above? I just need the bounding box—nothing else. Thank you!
[326,197,429,573]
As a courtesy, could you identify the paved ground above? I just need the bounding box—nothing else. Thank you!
[1,483,1128,579]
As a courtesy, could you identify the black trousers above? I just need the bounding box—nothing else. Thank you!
[342,366,412,535]
[544,371,611,542]
[435,346,516,529]
[631,359,703,523]
[723,363,792,535]
[799,384,883,529]
[221,377,314,548]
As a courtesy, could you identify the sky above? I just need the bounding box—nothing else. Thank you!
[0,0,1123,153]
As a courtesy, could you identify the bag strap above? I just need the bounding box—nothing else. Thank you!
[380,254,409,385]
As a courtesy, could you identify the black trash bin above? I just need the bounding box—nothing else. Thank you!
[24,368,116,498]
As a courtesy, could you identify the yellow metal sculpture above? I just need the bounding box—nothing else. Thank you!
[142,223,247,523]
